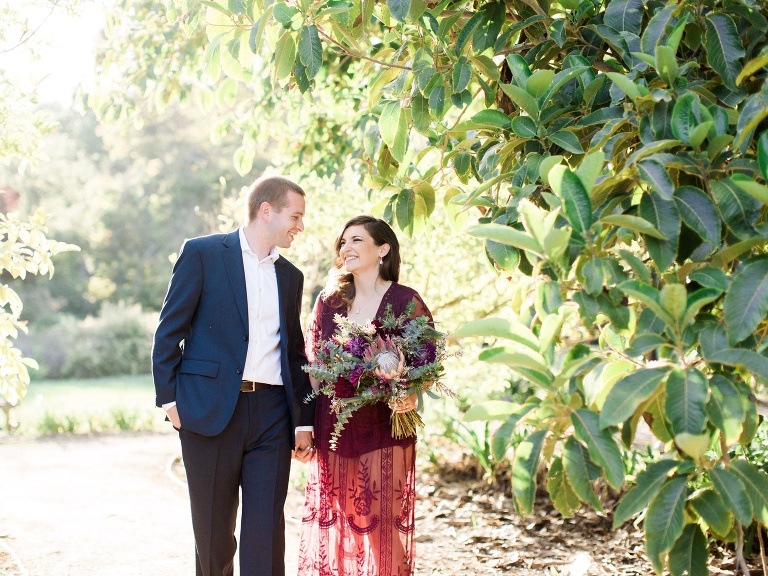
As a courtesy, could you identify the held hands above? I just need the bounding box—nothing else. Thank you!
[389,391,418,414]
[293,430,314,463]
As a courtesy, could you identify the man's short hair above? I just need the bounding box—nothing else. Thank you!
[246,175,305,222]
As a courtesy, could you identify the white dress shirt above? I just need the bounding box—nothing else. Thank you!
[165,227,312,434]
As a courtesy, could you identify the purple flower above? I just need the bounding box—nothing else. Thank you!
[345,336,366,357]
[413,342,437,367]
[349,365,364,385]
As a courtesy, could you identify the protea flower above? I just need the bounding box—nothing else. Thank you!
[363,335,405,380]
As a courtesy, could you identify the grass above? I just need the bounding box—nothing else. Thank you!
[10,375,164,436]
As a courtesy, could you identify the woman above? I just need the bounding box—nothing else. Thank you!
[297,215,432,576]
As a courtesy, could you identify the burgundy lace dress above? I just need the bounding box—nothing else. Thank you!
[297,282,432,576]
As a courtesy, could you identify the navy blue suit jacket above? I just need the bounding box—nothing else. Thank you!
[151,230,314,437]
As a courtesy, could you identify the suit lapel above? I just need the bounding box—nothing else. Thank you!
[274,258,291,342]
[221,231,249,328]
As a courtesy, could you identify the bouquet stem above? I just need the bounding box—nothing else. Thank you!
[391,410,425,439]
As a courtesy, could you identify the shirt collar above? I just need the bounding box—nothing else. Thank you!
[239,227,280,263]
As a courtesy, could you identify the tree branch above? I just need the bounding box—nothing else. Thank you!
[2,0,62,55]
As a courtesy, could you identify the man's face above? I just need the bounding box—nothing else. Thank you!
[267,191,305,249]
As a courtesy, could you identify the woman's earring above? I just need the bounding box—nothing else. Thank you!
[379,256,383,265]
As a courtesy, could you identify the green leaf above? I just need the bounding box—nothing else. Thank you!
[758,131,768,181]
[706,375,745,445]
[451,317,539,350]
[572,409,625,490]
[618,280,676,329]
[604,0,644,35]
[469,109,512,130]
[395,189,415,235]
[491,405,536,460]
[248,5,274,54]
[428,85,446,117]
[273,30,297,82]
[668,524,708,576]
[737,51,768,86]
[452,56,471,92]
[665,369,709,435]
[671,92,700,145]
[548,130,584,154]
[563,436,603,511]
[600,368,671,429]
[639,191,680,271]
[641,2,677,54]
[710,466,753,526]
[673,186,721,246]
[734,94,768,150]
[547,457,581,517]
[712,178,760,240]
[614,460,679,528]
[724,255,768,345]
[606,72,641,101]
[638,160,674,200]
[512,429,547,514]
[645,475,688,572]
[681,287,722,328]
[464,400,524,421]
[298,25,322,78]
[467,223,543,255]
[539,66,591,108]
[690,267,730,291]
[478,346,550,374]
[454,10,483,54]
[704,13,745,90]
[486,240,519,271]
[526,69,555,99]
[411,94,430,133]
[388,0,412,22]
[730,459,768,525]
[380,101,401,148]
[707,348,768,378]
[576,150,605,191]
[204,35,222,82]
[732,174,768,205]
[511,116,537,138]
[499,83,539,118]
[655,45,679,87]
[601,215,667,239]
[272,2,298,26]
[554,170,593,233]
[690,488,732,536]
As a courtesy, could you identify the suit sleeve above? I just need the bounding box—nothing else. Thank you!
[290,272,315,426]
[151,240,203,407]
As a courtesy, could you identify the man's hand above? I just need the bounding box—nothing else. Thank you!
[293,430,314,463]
[166,405,181,429]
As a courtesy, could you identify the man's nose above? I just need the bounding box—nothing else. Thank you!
[297,218,304,232]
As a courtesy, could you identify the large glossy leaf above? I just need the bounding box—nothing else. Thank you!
[638,160,674,200]
[730,459,768,525]
[645,475,688,572]
[665,369,708,435]
[758,131,768,181]
[639,191,680,271]
[668,524,708,576]
[613,460,678,527]
[298,25,322,78]
[600,215,666,239]
[704,13,745,90]
[673,186,721,246]
[387,0,412,22]
[491,404,536,461]
[451,317,539,350]
[463,400,524,421]
[467,224,543,255]
[554,170,593,233]
[724,255,768,345]
[706,375,745,445]
[572,409,625,490]
[549,130,584,154]
[510,116,537,138]
[671,93,700,145]
[618,280,676,329]
[478,346,551,375]
[641,2,677,54]
[712,178,760,240]
[600,368,670,429]
[500,83,539,118]
[604,0,644,34]
[512,429,547,514]
[681,288,723,329]
[689,267,730,291]
[710,466,753,526]
[690,489,732,536]
[563,437,603,511]
[547,457,581,517]
[706,348,768,378]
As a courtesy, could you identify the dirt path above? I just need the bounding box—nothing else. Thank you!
[0,431,301,576]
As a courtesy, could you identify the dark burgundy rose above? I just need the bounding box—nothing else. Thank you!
[333,378,355,398]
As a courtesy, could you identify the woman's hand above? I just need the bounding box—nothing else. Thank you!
[389,391,418,413]
[309,375,321,393]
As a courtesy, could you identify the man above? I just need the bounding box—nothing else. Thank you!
[152,175,315,576]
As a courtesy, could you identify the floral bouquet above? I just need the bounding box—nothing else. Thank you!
[304,301,453,450]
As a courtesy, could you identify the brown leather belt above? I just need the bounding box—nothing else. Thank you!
[240,380,274,392]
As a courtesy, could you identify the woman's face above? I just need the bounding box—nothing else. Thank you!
[338,225,388,275]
